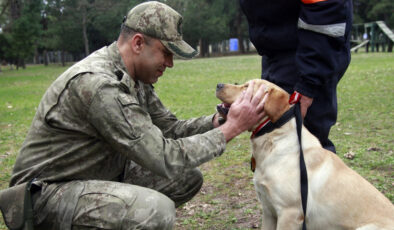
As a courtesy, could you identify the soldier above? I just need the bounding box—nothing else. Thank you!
[1,1,266,229]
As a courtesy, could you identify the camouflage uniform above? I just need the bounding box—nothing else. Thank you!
[7,2,226,229]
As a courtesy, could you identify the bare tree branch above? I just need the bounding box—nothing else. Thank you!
[0,0,12,18]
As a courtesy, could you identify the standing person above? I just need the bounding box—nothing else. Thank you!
[1,1,267,229]
[363,31,370,52]
[240,0,353,153]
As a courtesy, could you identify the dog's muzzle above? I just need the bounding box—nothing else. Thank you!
[216,83,230,115]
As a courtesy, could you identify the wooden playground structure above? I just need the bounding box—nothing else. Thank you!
[351,21,394,53]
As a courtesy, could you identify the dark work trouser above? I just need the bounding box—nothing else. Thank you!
[261,53,343,153]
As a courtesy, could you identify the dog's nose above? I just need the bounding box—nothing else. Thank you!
[216,83,224,91]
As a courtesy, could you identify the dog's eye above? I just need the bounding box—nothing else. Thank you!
[234,82,239,85]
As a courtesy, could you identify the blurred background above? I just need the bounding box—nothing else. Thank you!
[0,0,393,70]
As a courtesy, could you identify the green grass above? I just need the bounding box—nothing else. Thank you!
[0,53,393,229]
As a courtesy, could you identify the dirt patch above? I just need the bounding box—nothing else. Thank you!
[175,162,262,229]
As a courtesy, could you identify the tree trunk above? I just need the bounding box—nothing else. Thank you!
[199,39,203,57]
[235,6,245,53]
[34,47,38,64]
[0,0,11,18]
[43,50,48,66]
[10,0,21,21]
[18,58,25,69]
[199,39,209,57]
[61,50,65,66]
[81,6,90,56]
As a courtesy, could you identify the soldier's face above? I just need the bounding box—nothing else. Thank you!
[135,38,174,84]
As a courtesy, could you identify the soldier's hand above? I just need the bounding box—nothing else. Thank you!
[218,81,267,142]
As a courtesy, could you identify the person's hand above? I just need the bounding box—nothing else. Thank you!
[296,91,313,118]
[218,81,268,142]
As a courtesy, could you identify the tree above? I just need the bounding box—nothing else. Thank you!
[4,0,42,69]
[353,0,394,27]
[227,0,248,53]
[38,0,83,66]
[166,0,232,57]
[59,0,124,56]
[165,0,249,56]
[368,0,393,27]
[0,33,8,71]
[89,0,143,51]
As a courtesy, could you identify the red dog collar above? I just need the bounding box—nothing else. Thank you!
[251,91,302,139]
[289,91,302,104]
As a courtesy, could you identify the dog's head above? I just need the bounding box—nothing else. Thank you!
[216,79,290,125]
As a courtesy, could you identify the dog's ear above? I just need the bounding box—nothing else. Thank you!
[263,86,290,123]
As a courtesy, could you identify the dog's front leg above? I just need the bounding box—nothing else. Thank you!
[276,208,304,230]
[261,209,277,230]
[256,190,277,230]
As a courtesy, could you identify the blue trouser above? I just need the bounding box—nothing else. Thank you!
[261,53,342,153]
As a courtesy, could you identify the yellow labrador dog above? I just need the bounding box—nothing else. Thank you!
[216,79,394,230]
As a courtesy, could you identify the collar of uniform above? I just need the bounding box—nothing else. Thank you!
[107,42,136,91]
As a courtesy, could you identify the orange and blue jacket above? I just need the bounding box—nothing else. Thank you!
[240,0,352,98]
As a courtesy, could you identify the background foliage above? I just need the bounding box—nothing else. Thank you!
[0,0,393,68]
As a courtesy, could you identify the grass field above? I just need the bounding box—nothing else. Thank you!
[0,52,393,229]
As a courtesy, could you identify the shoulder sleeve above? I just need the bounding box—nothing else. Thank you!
[145,85,215,139]
[87,83,226,179]
[295,0,352,97]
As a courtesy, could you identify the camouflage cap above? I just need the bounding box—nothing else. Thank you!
[124,1,198,59]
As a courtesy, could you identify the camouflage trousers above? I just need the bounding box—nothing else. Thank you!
[32,161,203,230]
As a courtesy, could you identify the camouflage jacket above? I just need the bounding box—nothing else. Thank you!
[10,42,226,186]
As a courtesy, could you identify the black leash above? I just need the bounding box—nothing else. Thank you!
[252,102,308,229]
[295,102,308,230]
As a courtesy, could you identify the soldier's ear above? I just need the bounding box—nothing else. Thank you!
[131,33,144,53]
